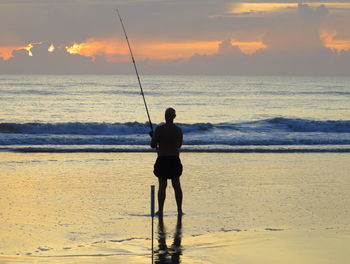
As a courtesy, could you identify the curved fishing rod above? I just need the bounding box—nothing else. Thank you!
[116,9,154,133]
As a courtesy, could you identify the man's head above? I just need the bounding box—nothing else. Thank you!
[165,107,176,122]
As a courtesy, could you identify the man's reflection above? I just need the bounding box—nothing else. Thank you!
[155,214,182,264]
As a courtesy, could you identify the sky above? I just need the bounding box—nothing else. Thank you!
[1,0,350,75]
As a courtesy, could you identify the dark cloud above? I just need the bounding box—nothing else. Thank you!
[1,38,349,75]
[153,3,349,75]
[262,4,328,52]
[218,39,242,54]
[1,0,349,43]
[0,0,242,45]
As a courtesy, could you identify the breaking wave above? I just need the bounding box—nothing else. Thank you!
[1,118,350,135]
[0,118,349,151]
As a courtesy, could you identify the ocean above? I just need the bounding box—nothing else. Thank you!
[0,75,349,152]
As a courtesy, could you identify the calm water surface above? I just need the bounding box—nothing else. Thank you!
[1,75,349,123]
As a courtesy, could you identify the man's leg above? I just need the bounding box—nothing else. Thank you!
[158,177,167,215]
[171,177,183,214]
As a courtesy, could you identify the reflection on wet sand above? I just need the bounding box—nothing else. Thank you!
[155,215,182,264]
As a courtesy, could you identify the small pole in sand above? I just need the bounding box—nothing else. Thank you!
[151,185,155,263]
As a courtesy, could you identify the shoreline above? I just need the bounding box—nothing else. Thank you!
[1,145,350,153]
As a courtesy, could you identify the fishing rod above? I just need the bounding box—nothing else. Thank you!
[116,9,154,134]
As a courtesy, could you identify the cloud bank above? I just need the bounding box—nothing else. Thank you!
[1,1,350,75]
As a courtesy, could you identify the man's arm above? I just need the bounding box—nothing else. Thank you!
[177,127,183,148]
[150,127,159,149]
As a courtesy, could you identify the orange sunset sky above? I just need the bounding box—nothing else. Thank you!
[1,0,350,75]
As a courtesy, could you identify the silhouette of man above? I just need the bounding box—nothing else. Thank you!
[151,108,183,216]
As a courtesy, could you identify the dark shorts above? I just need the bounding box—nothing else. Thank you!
[154,156,183,179]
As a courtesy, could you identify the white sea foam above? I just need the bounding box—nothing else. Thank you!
[0,118,349,152]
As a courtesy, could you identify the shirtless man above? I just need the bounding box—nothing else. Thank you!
[151,108,183,216]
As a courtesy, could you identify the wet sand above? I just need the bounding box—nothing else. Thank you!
[1,152,349,263]
[1,228,349,264]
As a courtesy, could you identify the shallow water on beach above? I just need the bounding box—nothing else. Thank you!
[1,152,349,263]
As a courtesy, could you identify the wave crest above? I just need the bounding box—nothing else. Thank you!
[1,118,350,136]
[268,117,350,133]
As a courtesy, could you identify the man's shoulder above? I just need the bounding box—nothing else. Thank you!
[174,124,182,131]
[154,124,165,135]
[173,124,183,135]
[155,124,165,130]
[156,123,182,132]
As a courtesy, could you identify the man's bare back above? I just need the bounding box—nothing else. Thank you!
[151,123,183,156]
